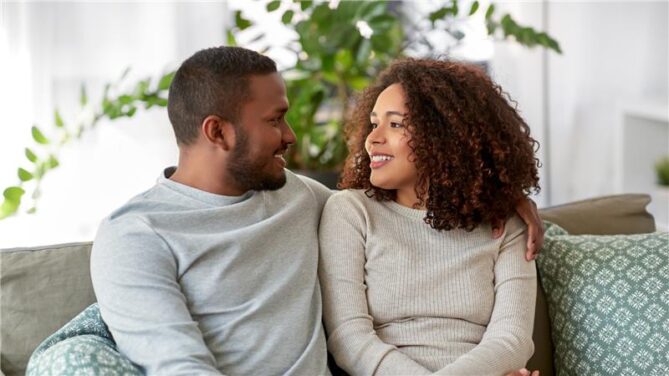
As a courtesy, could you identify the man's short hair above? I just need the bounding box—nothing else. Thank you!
[167,46,277,146]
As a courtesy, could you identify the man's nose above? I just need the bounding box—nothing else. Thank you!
[282,122,297,145]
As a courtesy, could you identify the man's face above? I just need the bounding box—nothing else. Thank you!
[227,73,296,192]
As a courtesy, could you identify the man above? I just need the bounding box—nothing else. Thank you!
[91,46,544,375]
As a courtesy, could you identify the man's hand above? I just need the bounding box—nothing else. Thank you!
[515,197,544,261]
[491,198,545,261]
[505,368,539,376]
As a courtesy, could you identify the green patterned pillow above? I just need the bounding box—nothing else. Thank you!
[26,304,142,376]
[537,223,669,376]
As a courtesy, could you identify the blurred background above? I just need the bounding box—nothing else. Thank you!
[1,0,667,247]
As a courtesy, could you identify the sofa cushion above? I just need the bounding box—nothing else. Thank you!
[526,193,656,376]
[536,223,669,375]
[0,242,96,376]
[26,304,141,376]
[538,194,655,235]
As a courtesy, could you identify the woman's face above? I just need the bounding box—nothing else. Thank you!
[365,83,419,200]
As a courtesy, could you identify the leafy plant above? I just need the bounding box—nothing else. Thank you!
[656,156,669,186]
[228,0,561,171]
[1,0,561,219]
[0,70,174,219]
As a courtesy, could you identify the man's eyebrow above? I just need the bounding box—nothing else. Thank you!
[370,111,407,117]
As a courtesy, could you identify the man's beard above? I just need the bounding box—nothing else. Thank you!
[227,127,287,192]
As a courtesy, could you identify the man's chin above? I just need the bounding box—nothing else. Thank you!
[254,172,287,191]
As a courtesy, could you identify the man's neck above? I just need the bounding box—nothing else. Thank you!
[170,151,248,197]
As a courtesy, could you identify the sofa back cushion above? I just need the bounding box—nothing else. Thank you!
[0,242,95,376]
[539,194,655,235]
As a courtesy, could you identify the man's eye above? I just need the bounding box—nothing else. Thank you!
[271,116,283,125]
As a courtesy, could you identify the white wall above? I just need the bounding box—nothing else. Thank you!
[492,0,668,207]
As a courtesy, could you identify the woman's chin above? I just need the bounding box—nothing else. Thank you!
[370,177,395,190]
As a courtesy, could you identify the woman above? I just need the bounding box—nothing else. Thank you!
[319,58,541,376]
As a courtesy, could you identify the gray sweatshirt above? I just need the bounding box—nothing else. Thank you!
[319,189,536,376]
[91,168,332,375]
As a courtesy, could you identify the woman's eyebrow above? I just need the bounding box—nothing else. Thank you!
[370,111,407,117]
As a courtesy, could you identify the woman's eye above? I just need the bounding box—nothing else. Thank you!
[390,122,403,128]
[370,123,378,129]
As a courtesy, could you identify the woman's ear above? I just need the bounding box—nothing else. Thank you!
[201,115,235,151]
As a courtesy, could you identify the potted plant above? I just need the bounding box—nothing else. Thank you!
[655,156,669,187]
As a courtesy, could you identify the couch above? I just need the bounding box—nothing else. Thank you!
[0,194,657,376]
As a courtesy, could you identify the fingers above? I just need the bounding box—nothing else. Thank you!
[505,368,530,376]
[491,219,505,239]
[526,223,539,261]
[531,371,540,376]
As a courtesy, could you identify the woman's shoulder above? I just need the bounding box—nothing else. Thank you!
[504,214,528,237]
[322,189,375,217]
[326,189,369,205]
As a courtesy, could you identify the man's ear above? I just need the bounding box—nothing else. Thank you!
[201,115,235,151]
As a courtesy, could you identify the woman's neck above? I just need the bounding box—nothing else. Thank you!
[395,186,426,210]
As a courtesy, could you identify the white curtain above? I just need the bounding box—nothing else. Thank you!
[0,2,228,247]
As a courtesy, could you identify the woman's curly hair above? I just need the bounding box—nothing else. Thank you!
[340,58,541,231]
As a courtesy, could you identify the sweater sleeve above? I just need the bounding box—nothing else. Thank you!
[318,192,431,376]
[90,216,222,375]
[434,215,537,376]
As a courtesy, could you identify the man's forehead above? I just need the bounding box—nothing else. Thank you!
[244,73,289,112]
[248,73,286,96]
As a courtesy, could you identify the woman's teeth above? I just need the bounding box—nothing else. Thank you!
[371,155,393,162]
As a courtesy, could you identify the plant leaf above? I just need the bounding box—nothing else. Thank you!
[31,126,49,144]
[300,0,313,11]
[47,155,59,169]
[25,148,37,163]
[158,71,175,91]
[80,84,88,106]
[469,1,479,15]
[0,199,19,219]
[18,168,33,181]
[235,10,251,30]
[282,10,294,24]
[54,109,65,128]
[266,0,281,12]
[3,186,25,201]
[429,7,451,23]
[227,29,238,46]
[485,4,495,19]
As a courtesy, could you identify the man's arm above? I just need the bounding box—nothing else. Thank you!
[492,198,544,261]
[91,217,221,375]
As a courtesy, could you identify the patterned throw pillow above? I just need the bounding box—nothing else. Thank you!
[537,223,669,376]
[27,304,142,376]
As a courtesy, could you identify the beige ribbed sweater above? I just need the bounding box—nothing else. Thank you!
[318,190,536,376]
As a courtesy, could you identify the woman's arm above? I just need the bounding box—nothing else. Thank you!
[434,215,537,376]
[319,192,431,376]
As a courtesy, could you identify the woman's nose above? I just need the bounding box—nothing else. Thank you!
[367,126,385,145]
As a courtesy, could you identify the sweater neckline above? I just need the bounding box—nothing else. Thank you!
[384,199,428,220]
[158,167,254,206]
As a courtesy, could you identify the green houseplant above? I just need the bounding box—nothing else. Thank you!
[655,156,669,187]
[1,0,560,219]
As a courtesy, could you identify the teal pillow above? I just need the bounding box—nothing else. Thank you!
[27,304,141,376]
[537,223,669,375]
